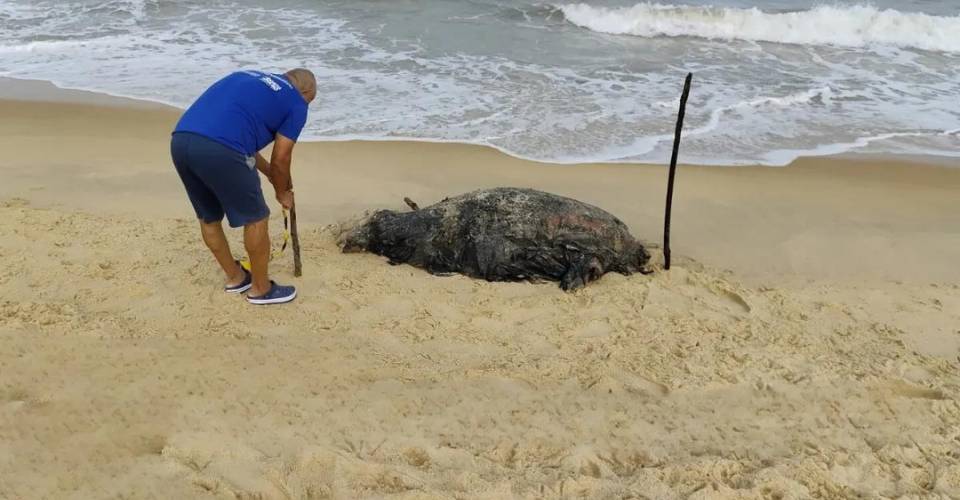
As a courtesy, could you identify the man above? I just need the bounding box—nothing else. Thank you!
[171,68,316,305]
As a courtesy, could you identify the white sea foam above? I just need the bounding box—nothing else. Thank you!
[558,3,960,52]
[1,0,957,167]
[630,86,837,160]
[0,38,134,54]
[693,86,835,135]
[762,128,960,165]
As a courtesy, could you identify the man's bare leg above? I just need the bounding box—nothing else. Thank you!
[244,218,272,297]
[200,220,246,287]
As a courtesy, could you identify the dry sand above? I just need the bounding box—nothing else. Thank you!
[1,82,959,499]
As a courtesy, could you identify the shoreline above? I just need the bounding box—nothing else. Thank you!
[0,76,172,110]
[3,75,957,169]
[1,80,959,287]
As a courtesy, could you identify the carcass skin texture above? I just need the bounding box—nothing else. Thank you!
[340,187,651,290]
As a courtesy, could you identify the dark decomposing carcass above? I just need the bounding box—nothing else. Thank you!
[339,187,651,290]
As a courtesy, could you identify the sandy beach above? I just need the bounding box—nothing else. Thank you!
[2,80,959,499]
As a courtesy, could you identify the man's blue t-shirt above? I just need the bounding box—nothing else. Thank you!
[174,70,308,156]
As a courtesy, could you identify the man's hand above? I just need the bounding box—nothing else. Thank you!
[276,189,295,210]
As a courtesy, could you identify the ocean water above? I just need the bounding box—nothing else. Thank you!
[1,0,958,166]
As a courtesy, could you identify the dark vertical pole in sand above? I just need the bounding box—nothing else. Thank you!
[663,72,692,270]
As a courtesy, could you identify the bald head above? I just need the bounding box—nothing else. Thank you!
[285,68,316,104]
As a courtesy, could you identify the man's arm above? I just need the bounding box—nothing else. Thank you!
[269,133,296,209]
[254,153,271,178]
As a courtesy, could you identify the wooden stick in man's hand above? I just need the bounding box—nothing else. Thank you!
[290,199,302,277]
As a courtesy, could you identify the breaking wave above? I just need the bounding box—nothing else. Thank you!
[557,3,960,52]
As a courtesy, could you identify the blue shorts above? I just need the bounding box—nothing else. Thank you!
[171,132,270,228]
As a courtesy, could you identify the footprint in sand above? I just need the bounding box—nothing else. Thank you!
[720,288,751,314]
[882,380,946,400]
